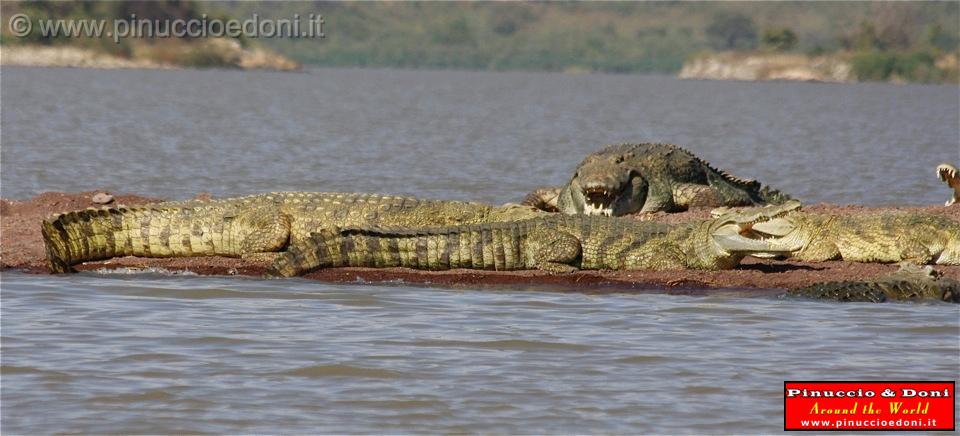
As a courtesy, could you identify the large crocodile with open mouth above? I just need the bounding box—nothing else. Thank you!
[266,201,803,277]
[789,263,960,303]
[523,143,792,216]
[40,192,547,273]
[937,163,960,206]
[712,205,960,265]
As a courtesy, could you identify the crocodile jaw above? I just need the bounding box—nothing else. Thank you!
[575,155,633,216]
[748,218,795,237]
[584,203,614,216]
[709,200,804,255]
[937,163,960,206]
[712,234,801,253]
[581,184,624,216]
[936,238,960,265]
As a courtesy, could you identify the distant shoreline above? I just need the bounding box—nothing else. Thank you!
[0,43,300,72]
[680,51,959,84]
[680,52,853,83]
[5,44,958,85]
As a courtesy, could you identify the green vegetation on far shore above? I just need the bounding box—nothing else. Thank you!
[235,1,958,83]
[2,1,957,83]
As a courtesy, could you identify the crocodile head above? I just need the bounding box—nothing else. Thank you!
[570,152,646,216]
[937,163,960,206]
[673,200,804,269]
[709,199,803,250]
[710,201,819,260]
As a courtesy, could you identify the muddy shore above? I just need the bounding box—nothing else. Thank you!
[2,191,958,291]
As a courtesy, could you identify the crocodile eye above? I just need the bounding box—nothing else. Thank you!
[614,156,624,163]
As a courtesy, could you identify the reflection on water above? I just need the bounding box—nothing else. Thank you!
[1,67,959,433]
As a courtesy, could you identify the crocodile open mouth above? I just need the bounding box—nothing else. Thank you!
[582,186,620,216]
[710,200,803,254]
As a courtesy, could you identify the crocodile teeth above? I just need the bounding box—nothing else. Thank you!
[936,164,957,181]
[585,202,613,216]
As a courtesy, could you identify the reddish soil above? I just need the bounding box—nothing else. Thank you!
[2,191,958,291]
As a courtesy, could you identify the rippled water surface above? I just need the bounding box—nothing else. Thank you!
[1,67,959,433]
[2,67,958,204]
[3,271,958,434]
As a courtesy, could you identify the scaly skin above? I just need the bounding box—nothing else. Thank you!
[523,143,791,216]
[731,209,960,265]
[521,186,562,213]
[266,201,803,277]
[789,263,960,303]
[41,192,547,273]
[937,163,960,206]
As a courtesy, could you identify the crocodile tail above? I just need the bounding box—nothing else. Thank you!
[755,185,792,204]
[40,206,159,273]
[41,218,75,273]
[41,208,123,273]
[668,143,762,189]
[268,223,523,277]
[268,227,418,277]
[788,281,888,302]
[266,229,339,277]
[715,169,761,190]
[339,225,500,270]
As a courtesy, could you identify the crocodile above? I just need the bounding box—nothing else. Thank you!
[266,200,803,277]
[523,143,792,216]
[521,186,562,213]
[711,206,960,265]
[40,192,547,273]
[937,163,959,206]
[788,263,960,303]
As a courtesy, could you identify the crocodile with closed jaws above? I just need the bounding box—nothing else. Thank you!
[789,263,960,303]
[711,205,960,265]
[523,143,792,216]
[266,200,803,277]
[40,192,547,273]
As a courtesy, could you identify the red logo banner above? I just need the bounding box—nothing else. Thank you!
[784,381,955,431]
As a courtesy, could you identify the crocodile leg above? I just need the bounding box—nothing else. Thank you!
[672,183,723,208]
[521,187,562,212]
[232,206,292,256]
[639,181,675,213]
[523,228,582,273]
[265,230,335,277]
[629,239,687,270]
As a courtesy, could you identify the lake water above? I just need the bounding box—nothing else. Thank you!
[1,66,959,433]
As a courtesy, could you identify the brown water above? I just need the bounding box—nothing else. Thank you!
[1,67,959,433]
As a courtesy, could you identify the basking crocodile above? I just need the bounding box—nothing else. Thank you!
[523,143,792,216]
[937,163,959,206]
[712,206,960,265]
[789,263,960,303]
[41,192,547,273]
[266,201,803,277]
[521,187,563,213]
